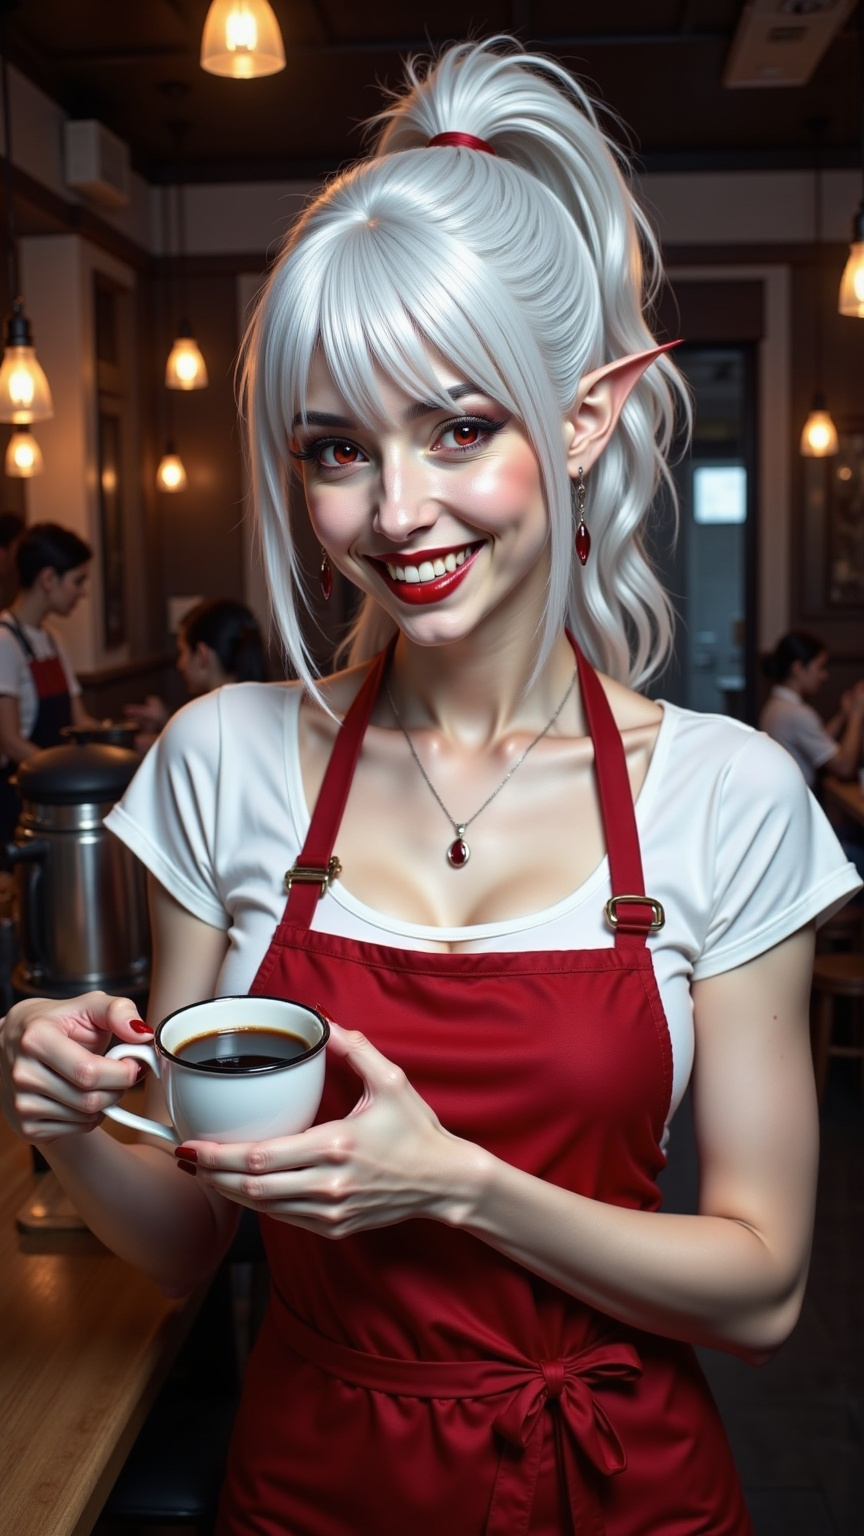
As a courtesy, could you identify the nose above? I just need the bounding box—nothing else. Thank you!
[372,448,436,542]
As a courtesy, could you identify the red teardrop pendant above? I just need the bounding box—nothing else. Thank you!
[320,551,333,601]
[575,519,591,567]
[447,836,470,868]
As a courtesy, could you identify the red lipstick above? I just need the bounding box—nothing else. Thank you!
[368,544,482,607]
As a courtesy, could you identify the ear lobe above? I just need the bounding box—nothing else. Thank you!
[563,340,681,477]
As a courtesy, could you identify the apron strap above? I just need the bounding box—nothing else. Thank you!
[283,641,395,928]
[284,634,661,946]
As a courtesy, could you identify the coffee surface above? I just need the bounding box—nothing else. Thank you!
[177,1027,310,1072]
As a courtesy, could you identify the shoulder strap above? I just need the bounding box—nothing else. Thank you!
[569,635,661,948]
[0,614,37,661]
[282,642,395,928]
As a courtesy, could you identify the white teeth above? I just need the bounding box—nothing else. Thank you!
[382,545,474,584]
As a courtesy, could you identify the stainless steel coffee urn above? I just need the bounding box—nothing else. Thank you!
[5,742,150,1004]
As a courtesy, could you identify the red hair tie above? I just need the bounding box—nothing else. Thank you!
[427,131,496,156]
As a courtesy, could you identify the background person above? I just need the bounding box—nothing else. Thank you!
[1,38,860,1536]
[0,522,98,840]
[759,631,864,789]
[124,597,269,752]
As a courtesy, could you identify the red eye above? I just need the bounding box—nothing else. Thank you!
[451,423,480,447]
[328,441,359,466]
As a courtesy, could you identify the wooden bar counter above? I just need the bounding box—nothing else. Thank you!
[0,1119,205,1536]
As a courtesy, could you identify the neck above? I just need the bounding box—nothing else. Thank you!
[10,587,48,627]
[387,627,581,748]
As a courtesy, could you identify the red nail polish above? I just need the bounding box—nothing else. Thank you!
[174,1146,197,1163]
[129,1019,152,1035]
[176,1158,197,1176]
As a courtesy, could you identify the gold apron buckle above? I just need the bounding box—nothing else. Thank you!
[604,894,665,932]
[284,856,342,899]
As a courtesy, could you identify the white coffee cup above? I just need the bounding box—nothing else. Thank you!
[103,994,329,1145]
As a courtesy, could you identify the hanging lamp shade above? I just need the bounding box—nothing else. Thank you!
[838,205,864,317]
[800,394,839,458]
[200,0,286,79]
[0,301,54,423]
[156,443,188,492]
[5,424,42,477]
[165,322,209,390]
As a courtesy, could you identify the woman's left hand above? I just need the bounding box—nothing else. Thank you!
[174,1022,481,1237]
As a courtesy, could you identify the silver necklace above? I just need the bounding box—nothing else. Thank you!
[385,664,578,869]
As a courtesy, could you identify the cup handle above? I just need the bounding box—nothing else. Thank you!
[102,1042,179,1145]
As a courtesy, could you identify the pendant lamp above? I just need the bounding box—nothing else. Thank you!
[800,122,838,458]
[5,423,42,477]
[838,1,864,316]
[200,0,286,79]
[164,138,208,391]
[156,442,187,493]
[0,38,53,424]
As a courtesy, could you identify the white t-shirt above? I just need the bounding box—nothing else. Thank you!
[0,611,81,757]
[758,686,838,789]
[107,682,860,1135]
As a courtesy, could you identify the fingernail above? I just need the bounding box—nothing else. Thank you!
[134,1063,149,1083]
[129,1019,152,1035]
[174,1146,197,1164]
[176,1159,197,1177]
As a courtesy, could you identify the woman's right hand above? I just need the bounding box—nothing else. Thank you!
[0,992,151,1144]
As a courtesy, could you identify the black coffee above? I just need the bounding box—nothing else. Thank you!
[177,1027,310,1072]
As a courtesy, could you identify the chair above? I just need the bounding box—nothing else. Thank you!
[810,952,864,1105]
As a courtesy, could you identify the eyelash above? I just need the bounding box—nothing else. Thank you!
[289,414,507,469]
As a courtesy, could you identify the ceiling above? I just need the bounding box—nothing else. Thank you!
[3,0,863,186]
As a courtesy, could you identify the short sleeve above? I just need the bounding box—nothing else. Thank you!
[105,692,229,930]
[785,706,838,773]
[692,728,861,981]
[0,625,24,699]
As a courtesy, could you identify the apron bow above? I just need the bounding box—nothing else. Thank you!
[487,1341,642,1536]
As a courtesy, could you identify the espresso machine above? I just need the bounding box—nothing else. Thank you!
[4,740,150,1009]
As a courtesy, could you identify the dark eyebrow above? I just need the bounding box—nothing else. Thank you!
[291,384,484,433]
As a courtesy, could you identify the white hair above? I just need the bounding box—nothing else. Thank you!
[240,36,689,702]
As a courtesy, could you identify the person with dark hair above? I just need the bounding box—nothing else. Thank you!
[125,598,268,749]
[0,521,96,838]
[0,511,24,610]
[759,631,864,789]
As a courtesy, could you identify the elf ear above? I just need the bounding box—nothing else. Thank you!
[562,341,681,478]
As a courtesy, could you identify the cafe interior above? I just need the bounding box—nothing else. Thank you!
[0,3,862,1534]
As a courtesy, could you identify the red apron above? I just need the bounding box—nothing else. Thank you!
[0,615,72,839]
[217,640,752,1536]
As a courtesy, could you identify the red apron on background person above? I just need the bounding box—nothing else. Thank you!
[0,614,72,840]
[217,639,753,1536]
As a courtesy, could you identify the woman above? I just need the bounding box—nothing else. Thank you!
[759,630,864,789]
[0,522,97,839]
[124,597,268,750]
[1,39,859,1536]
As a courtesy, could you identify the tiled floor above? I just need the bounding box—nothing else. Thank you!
[661,1065,864,1536]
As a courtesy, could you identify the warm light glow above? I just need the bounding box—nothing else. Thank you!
[800,407,839,458]
[156,448,188,492]
[165,333,209,390]
[0,344,54,423]
[838,240,864,317]
[200,0,286,78]
[5,425,43,477]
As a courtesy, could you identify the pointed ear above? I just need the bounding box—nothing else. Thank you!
[562,341,681,478]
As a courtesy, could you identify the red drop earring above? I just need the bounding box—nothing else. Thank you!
[319,546,333,602]
[574,466,590,566]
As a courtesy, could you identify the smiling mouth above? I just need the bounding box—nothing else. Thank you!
[366,543,483,606]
